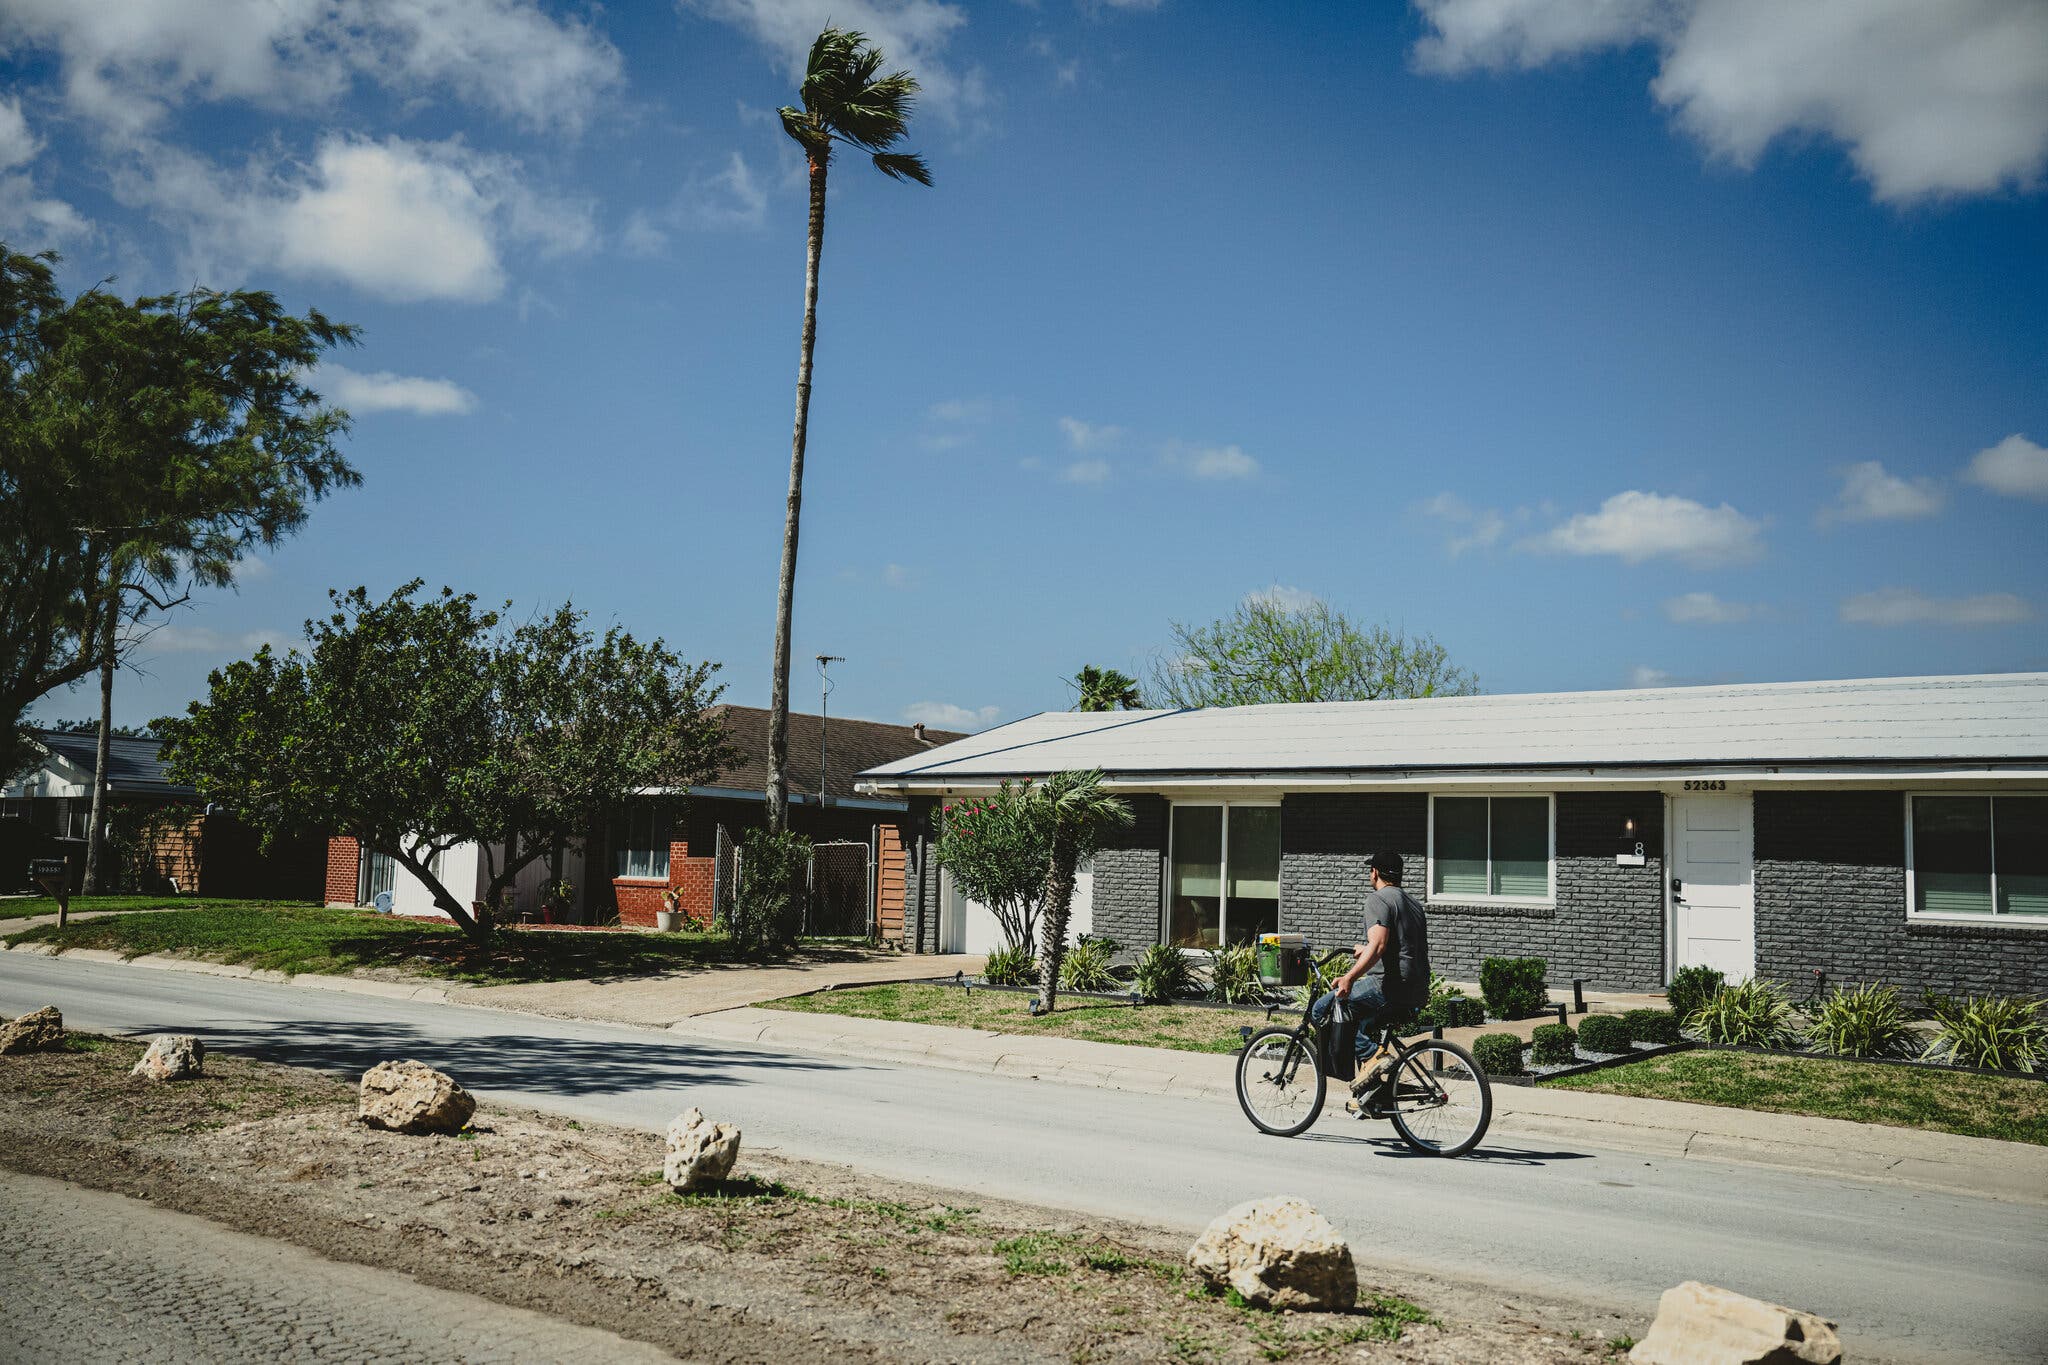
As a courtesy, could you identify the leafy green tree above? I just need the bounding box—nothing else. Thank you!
[0,243,357,781]
[158,583,731,942]
[935,782,1053,951]
[1148,596,1478,707]
[1035,770,1133,1014]
[765,28,930,834]
[1071,665,1144,712]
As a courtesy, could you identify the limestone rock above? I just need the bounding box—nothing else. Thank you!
[1187,1195,1356,1311]
[358,1059,476,1135]
[131,1034,205,1082]
[0,1006,64,1055]
[1630,1281,1842,1365]
[664,1108,742,1192]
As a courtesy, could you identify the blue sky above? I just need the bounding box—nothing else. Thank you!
[6,0,2046,734]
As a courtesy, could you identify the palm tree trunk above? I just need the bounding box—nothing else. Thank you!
[1037,830,1078,1013]
[768,152,830,836]
[81,592,117,895]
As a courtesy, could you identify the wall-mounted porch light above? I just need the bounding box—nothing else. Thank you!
[1617,813,1646,867]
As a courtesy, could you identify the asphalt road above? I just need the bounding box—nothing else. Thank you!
[6,953,2044,1364]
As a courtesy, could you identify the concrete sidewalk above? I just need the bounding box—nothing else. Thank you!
[445,953,984,1024]
[674,1004,2048,1207]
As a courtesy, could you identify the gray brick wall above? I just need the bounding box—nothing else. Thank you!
[901,796,941,954]
[1755,791,2048,998]
[1091,794,1166,953]
[1278,791,1666,991]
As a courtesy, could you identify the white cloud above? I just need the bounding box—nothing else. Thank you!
[1629,665,1673,688]
[0,95,88,242]
[137,623,289,655]
[1418,491,1508,555]
[1060,458,1112,485]
[1530,490,1765,567]
[1840,587,2034,627]
[120,135,594,303]
[1411,0,2048,203]
[319,363,478,417]
[683,0,988,122]
[0,96,41,170]
[1964,433,2048,500]
[882,562,914,589]
[624,152,769,252]
[1819,460,1945,525]
[0,0,624,141]
[1163,442,1260,481]
[920,395,1000,450]
[1059,416,1123,452]
[1246,584,1321,612]
[1662,591,1755,624]
[902,700,999,730]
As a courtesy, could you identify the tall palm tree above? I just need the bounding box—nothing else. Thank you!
[1072,664,1143,712]
[1035,769,1133,1013]
[765,28,931,834]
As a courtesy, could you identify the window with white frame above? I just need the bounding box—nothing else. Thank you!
[1430,795,1553,901]
[1908,795,2047,919]
[1166,803,1281,949]
[611,803,674,880]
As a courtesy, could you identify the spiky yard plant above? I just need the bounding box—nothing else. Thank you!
[764,28,931,833]
[1687,978,1804,1049]
[1923,992,2046,1073]
[1807,982,1916,1059]
[1034,770,1133,1013]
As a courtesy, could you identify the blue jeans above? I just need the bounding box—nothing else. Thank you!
[1309,977,1402,1060]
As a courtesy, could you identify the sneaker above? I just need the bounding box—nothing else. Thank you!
[1347,1050,1393,1099]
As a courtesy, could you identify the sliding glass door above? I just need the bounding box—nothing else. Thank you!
[1168,803,1281,949]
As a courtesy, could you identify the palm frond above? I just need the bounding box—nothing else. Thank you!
[871,151,932,186]
[778,105,825,153]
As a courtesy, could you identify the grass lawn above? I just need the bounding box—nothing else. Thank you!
[761,981,1272,1054]
[3,904,871,986]
[0,894,308,922]
[1544,1048,2048,1146]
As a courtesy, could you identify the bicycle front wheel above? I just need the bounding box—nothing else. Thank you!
[1387,1040,1492,1157]
[1236,1026,1325,1136]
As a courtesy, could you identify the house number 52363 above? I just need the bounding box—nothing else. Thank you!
[1682,780,1728,791]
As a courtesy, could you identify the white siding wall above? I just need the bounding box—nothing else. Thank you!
[949,863,1095,954]
[391,842,485,919]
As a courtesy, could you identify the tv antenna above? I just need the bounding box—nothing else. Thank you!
[816,655,845,803]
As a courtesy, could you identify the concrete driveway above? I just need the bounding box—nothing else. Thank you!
[447,950,985,1026]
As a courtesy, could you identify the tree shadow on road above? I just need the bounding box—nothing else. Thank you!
[116,1015,865,1099]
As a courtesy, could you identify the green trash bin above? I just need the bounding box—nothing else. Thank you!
[1257,932,1308,987]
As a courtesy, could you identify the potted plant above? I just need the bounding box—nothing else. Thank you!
[656,887,684,933]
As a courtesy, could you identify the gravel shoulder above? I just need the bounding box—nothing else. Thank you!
[0,1036,1639,1364]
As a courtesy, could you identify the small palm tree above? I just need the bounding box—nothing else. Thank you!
[765,28,931,833]
[1072,664,1143,713]
[1034,769,1133,1013]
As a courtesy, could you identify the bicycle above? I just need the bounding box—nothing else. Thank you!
[1235,939,1492,1157]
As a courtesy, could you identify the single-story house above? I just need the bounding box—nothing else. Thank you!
[1,728,325,898]
[324,706,963,938]
[856,673,2047,999]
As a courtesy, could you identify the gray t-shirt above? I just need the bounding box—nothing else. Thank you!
[1361,885,1430,1006]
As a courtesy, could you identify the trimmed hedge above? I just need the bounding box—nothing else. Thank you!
[1576,1013,1633,1054]
[1623,1008,1681,1045]
[1480,956,1549,1019]
[1415,995,1486,1030]
[1667,964,1724,1026]
[1529,1022,1577,1066]
[1471,1032,1527,1077]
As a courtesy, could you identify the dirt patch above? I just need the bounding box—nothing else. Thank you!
[0,1038,1638,1363]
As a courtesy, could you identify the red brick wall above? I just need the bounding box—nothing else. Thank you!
[325,836,360,905]
[614,840,715,929]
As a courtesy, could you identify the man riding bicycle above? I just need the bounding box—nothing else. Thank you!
[1306,850,1429,1112]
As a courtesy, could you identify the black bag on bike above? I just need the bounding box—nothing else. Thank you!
[1322,994,1359,1083]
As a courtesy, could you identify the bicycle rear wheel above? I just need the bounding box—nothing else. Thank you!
[1236,1026,1325,1136]
[1386,1040,1491,1157]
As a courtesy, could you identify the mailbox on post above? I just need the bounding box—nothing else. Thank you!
[29,856,70,927]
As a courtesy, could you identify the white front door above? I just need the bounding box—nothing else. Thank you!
[1672,794,1755,982]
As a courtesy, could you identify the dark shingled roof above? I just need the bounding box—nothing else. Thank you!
[705,706,963,802]
[32,729,195,798]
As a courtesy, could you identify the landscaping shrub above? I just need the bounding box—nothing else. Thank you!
[1623,1008,1681,1046]
[1057,935,1119,993]
[1688,979,1803,1049]
[980,944,1039,987]
[1666,964,1725,1026]
[1807,982,1916,1059]
[1415,995,1485,1030]
[1471,1032,1526,1076]
[1529,1022,1577,1066]
[731,829,808,956]
[1479,956,1549,1019]
[1133,943,1197,1003]
[1923,993,2046,1073]
[1206,943,1264,1004]
[1293,951,1354,1009]
[1576,1013,1633,1054]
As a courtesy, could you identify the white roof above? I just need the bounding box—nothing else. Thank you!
[859,673,2048,787]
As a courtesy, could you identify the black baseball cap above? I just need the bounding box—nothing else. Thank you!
[1368,850,1404,881]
